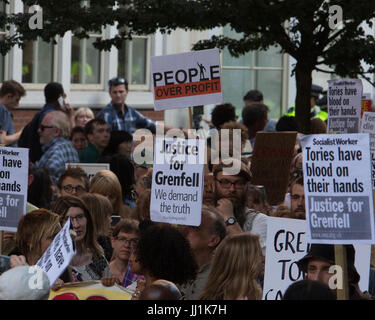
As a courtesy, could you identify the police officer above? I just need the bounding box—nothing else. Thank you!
[284,84,328,122]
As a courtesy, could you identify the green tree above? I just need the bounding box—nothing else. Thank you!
[2,0,375,133]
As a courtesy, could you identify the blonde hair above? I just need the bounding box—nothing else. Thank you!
[90,170,127,218]
[16,209,61,265]
[74,107,94,122]
[199,233,262,300]
[80,193,113,236]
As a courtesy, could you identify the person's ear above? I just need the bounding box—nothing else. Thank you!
[208,234,220,249]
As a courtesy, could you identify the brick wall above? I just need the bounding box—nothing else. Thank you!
[11,108,164,132]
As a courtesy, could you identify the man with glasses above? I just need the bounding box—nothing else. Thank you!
[57,167,89,198]
[34,111,79,184]
[109,219,143,288]
[212,158,268,254]
[96,77,158,135]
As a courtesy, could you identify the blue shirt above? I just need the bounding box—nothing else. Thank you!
[34,137,79,184]
[96,102,156,134]
[0,104,16,146]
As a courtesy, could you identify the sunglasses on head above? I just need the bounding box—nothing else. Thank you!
[108,77,128,87]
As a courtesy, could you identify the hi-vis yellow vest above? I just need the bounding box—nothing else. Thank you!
[284,105,328,121]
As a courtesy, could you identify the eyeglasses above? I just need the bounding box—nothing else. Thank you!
[216,179,246,189]
[108,77,127,87]
[115,237,139,247]
[63,184,87,195]
[40,124,55,131]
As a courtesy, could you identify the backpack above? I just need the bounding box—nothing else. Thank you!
[18,111,43,163]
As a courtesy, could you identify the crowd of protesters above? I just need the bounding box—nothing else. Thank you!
[0,78,373,300]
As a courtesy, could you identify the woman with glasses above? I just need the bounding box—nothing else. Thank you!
[51,196,110,282]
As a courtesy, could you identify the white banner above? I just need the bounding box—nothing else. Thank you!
[36,218,76,287]
[0,147,28,232]
[301,134,375,244]
[327,79,362,133]
[150,138,205,226]
[262,217,370,300]
[151,49,222,110]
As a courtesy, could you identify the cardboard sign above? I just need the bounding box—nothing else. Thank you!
[360,112,375,189]
[36,218,76,287]
[0,147,28,232]
[151,49,222,110]
[49,281,131,300]
[301,134,375,244]
[250,132,297,205]
[327,79,362,133]
[150,138,205,226]
[262,217,371,300]
[66,163,109,180]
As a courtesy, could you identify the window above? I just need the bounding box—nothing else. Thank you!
[22,5,56,84]
[221,25,286,120]
[71,32,103,86]
[118,35,150,90]
[22,38,56,83]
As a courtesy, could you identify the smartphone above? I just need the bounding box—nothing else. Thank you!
[111,216,121,227]
[58,96,67,111]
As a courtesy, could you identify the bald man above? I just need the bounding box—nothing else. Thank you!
[139,280,181,300]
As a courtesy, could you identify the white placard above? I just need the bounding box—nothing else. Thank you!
[36,218,76,288]
[151,48,222,110]
[301,133,375,244]
[150,137,205,226]
[0,147,28,232]
[262,217,370,300]
[66,163,109,180]
[360,112,375,189]
[327,79,362,133]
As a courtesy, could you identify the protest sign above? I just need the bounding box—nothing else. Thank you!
[66,163,109,180]
[327,79,362,133]
[361,93,372,117]
[36,218,76,287]
[250,132,297,205]
[49,281,131,300]
[301,133,375,243]
[0,147,28,232]
[262,217,370,300]
[360,112,375,189]
[150,137,205,226]
[151,48,222,110]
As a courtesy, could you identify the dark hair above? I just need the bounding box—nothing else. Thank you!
[136,224,198,285]
[276,115,299,131]
[44,82,64,103]
[112,218,139,238]
[108,77,128,91]
[283,279,336,300]
[102,130,133,156]
[211,103,237,129]
[56,167,90,192]
[70,126,86,140]
[242,103,269,127]
[84,118,109,136]
[99,153,135,199]
[202,205,227,246]
[0,80,26,98]
[28,167,53,209]
[51,196,103,257]
[243,90,263,103]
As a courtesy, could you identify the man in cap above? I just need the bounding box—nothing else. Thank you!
[284,84,328,122]
[297,244,369,300]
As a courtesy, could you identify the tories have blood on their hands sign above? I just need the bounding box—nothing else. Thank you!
[151,49,222,110]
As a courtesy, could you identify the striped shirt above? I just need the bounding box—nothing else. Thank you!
[96,103,156,134]
[34,137,79,183]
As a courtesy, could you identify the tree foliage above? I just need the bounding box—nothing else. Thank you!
[2,0,375,132]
